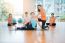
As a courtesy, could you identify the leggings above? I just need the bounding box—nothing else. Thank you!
[38,18,46,29]
[17,27,26,30]
[46,23,56,26]
[25,23,35,30]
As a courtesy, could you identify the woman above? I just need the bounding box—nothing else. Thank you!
[37,5,47,30]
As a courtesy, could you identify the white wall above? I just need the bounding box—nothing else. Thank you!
[23,0,36,14]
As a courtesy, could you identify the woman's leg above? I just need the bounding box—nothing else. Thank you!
[38,18,42,22]
[42,20,46,29]
[52,23,56,26]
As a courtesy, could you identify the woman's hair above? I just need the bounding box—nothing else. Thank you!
[9,13,12,15]
[37,5,42,7]
[9,13,12,17]
[25,12,28,14]
[38,8,40,12]
[51,13,54,15]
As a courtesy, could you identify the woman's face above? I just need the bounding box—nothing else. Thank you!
[51,15,54,17]
[31,12,35,17]
[38,6,41,9]
[25,12,28,16]
[9,14,12,17]
[25,14,28,16]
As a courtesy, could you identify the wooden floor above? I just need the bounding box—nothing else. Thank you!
[0,22,65,43]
